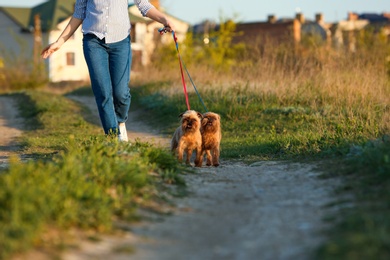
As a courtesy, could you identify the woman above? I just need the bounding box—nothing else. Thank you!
[41,0,175,141]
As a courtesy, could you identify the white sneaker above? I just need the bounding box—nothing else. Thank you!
[118,123,128,142]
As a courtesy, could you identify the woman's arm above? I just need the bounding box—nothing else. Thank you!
[145,7,175,31]
[41,16,83,59]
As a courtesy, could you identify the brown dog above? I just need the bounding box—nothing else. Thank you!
[171,110,203,167]
[200,112,221,167]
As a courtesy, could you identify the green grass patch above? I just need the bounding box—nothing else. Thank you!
[14,90,101,158]
[316,136,390,259]
[131,82,384,161]
[0,90,184,259]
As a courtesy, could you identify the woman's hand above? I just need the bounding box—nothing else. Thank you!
[41,41,62,59]
[41,17,82,59]
[163,19,175,32]
[146,7,176,32]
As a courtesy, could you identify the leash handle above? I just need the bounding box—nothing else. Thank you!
[158,27,168,35]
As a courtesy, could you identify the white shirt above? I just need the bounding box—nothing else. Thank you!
[73,0,154,43]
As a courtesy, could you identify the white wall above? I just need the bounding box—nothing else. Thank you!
[48,18,90,82]
[129,5,189,66]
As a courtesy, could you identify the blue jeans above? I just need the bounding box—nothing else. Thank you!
[83,34,132,135]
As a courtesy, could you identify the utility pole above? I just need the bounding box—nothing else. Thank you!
[33,14,43,72]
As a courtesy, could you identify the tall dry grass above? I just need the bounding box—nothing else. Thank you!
[0,57,47,92]
[132,37,390,134]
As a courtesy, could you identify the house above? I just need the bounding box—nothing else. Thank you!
[191,13,330,51]
[128,1,189,70]
[331,12,390,51]
[300,14,331,44]
[229,13,333,49]
[232,15,300,46]
[0,0,189,82]
[228,11,389,52]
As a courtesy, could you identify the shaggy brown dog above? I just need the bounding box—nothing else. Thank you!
[200,112,221,167]
[171,110,203,167]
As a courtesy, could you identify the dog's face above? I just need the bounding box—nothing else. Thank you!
[201,112,221,133]
[179,110,202,133]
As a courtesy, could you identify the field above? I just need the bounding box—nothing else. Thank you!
[0,25,389,259]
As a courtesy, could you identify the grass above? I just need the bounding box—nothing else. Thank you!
[130,37,390,259]
[131,65,387,161]
[0,90,184,259]
[0,55,47,92]
[14,90,101,158]
[132,32,389,162]
[316,136,390,259]
[0,27,389,258]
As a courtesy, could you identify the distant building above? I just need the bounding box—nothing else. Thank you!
[233,15,301,46]
[231,13,334,50]
[330,12,390,51]
[193,11,389,52]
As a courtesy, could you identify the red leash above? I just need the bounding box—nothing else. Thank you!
[174,32,191,111]
[160,28,190,111]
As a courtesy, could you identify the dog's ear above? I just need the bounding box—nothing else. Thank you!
[196,112,203,119]
[178,112,185,118]
[201,117,208,126]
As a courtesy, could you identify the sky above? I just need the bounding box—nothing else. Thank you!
[0,0,388,25]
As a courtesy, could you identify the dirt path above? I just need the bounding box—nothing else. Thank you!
[1,95,341,260]
[68,95,170,147]
[0,96,23,169]
[127,162,338,260]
